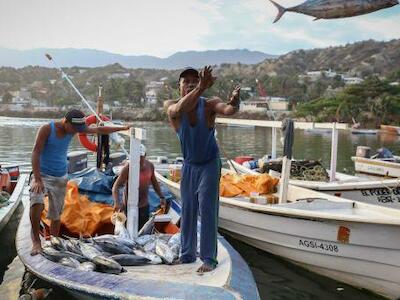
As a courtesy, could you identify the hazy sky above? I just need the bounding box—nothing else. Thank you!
[1,0,399,57]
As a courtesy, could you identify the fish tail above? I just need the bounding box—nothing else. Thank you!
[269,0,286,23]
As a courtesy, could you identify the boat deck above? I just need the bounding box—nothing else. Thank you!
[123,246,230,287]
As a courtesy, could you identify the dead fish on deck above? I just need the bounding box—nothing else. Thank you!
[136,234,155,246]
[155,239,177,264]
[93,239,134,255]
[42,246,87,263]
[138,215,155,236]
[59,257,81,269]
[91,256,124,274]
[92,234,136,249]
[78,261,96,272]
[50,236,67,251]
[269,0,399,23]
[133,249,163,265]
[79,242,104,260]
[110,254,151,266]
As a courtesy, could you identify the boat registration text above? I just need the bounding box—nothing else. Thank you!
[299,239,339,253]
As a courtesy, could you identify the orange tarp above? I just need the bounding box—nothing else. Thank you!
[220,173,279,197]
[41,181,114,237]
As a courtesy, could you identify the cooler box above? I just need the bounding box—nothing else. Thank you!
[68,151,88,173]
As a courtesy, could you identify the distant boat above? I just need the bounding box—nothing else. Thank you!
[352,155,400,178]
[380,124,400,135]
[155,167,400,299]
[350,128,379,135]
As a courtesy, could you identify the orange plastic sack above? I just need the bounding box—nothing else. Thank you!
[41,181,114,237]
[220,173,279,197]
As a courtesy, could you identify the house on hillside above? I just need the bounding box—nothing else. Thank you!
[343,77,364,85]
[241,96,289,112]
[108,73,130,79]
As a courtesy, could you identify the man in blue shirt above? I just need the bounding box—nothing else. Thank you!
[164,66,240,273]
[30,109,129,255]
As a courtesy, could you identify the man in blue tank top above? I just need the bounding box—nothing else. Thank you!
[30,109,130,255]
[164,66,240,273]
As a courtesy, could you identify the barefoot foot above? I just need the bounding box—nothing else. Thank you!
[197,263,216,274]
[30,241,42,256]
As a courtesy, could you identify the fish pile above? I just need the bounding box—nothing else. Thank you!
[41,232,182,275]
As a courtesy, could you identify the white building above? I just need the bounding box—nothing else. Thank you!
[343,77,364,85]
[108,73,130,79]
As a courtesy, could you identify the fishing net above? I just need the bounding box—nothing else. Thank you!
[260,160,330,182]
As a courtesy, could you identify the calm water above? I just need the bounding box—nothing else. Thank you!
[1,116,398,299]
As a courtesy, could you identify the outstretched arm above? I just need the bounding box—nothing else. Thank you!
[150,164,166,208]
[87,124,131,135]
[209,85,241,116]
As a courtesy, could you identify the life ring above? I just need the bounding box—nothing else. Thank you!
[78,114,110,152]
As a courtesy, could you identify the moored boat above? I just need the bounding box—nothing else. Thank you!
[350,128,379,135]
[0,165,27,233]
[155,168,400,299]
[229,159,400,209]
[380,125,400,135]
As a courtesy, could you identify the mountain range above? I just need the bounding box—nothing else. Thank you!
[0,48,275,69]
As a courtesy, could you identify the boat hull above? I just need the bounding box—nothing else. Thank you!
[380,125,400,135]
[352,156,400,178]
[218,203,400,299]
[0,174,27,233]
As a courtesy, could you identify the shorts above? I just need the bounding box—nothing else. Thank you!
[30,173,68,220]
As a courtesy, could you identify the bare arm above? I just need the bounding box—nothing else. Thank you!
[209,85,241,116]
[31,125,50,193]
[112,163,129,210]
[87,125,130,135]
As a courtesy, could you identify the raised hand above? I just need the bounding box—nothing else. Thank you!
[227,85,241,107]
[198,66,217,91]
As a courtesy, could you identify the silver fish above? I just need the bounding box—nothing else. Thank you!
[79,242,103,260]
[133,249,162,265]
[93,239,134,255]
[59,257,80,269]
[50,236,67,251]
[110,254,150,266]
[91,256,124,274]
[143,240,157,253]
[136,234,155,246]
[92,235,136,249]
[155,239,177,265]
[78,261,96,272]
[167,233,181,248]
[269,0,399,23]
[138,215,155,236]
[42,247,65,262]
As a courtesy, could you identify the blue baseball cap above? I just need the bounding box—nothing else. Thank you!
[65,109,87,132]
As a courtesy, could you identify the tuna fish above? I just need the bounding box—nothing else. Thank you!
[59,257,81,269]
[269,0,399,23]
[93,239,134,255]
[78,261,96,272]
[91,256,124,274]
[79,242,103,260]
[92,234,136,249]
[110,254,151,266]
[133,249,163,265]
[155,239,177,265]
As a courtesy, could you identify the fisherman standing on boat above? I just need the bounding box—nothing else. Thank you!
[164,66,240,273]
[112,144,166,230]
[30,109,130,256]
